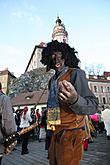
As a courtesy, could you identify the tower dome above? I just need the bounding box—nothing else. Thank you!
[52,16,68,43]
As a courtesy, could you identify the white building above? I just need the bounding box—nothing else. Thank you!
[88,72,110,106]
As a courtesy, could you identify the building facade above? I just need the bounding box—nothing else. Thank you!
[11,90,48,114]
[88,72,110,106]
[25,43,46,73]
[0,68,16,94]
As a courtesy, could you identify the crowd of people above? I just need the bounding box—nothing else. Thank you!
[13,107,47,154]
[0,81,47,164]
[0,40,110,165]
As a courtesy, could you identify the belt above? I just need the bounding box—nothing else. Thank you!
[56,126,85,144]
[71,126,85,131]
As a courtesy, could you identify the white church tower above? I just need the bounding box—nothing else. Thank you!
[52,16,68,43]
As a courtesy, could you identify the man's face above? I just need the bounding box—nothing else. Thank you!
[51,52,65,71]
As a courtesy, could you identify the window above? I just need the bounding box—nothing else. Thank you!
[96,97,99,102]
[103,97,106,104]
[63,39,66,43]
[34,60,36,67]
[25,94,33,100]
[94,86,97,92]
[101,86,104,93]
[107,87,110,92]
[2,83,6,88]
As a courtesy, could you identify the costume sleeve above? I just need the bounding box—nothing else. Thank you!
[69,69,99,115]
[2,95,16,135]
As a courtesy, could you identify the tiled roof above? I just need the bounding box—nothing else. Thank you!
[11,90,48,106]
[104,72,110,77]
[0,68,16,78]
[89,78,110,82]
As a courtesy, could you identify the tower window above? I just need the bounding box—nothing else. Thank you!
[63,39,66,43]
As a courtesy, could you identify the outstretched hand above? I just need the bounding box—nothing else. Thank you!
[58,80,78,104]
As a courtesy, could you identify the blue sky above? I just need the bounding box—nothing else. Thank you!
[0,0,110,77]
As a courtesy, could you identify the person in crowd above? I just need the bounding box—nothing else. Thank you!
[44,109,53,158]
[30,108,36,139]
[14,109,22,144]
[102,105,110,140]
[13,108,17,131]
[83,115,93,151]
[0,82,16,164]
[87,116,95,143]
[15,109,21,132]
[45,129,53,151]
[36,109,40,124]
[20,106,32,155]
[98,115,105,134]
[39,109,47,142]
[31,109,36,124]
[40,40,98,165]
[89,113,99,137]
[97,105,105,134]
[35,109,41,141]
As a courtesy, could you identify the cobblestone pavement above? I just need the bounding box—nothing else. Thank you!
[2,133,110,165]
[81,133,110,165]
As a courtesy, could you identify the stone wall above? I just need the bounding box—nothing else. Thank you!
[9,68,54,97]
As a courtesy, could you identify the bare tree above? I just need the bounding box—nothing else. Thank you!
[85,64,104,75]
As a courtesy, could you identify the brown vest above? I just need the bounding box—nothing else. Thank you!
[55,68,85,132]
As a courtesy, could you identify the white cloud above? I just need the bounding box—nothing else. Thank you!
[10,3,42,23]
[10,8,43,28]
[11,10,25,18]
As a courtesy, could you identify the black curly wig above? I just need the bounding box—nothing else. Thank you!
[40,40,80,71]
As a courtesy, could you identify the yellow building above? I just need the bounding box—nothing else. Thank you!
[0,68,16,94]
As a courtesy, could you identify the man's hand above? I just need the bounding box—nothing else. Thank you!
[58,80,78,104]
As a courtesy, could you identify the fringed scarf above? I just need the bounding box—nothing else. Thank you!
[47,67,68,126]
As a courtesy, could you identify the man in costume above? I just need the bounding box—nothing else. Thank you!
[41,40,98,165]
